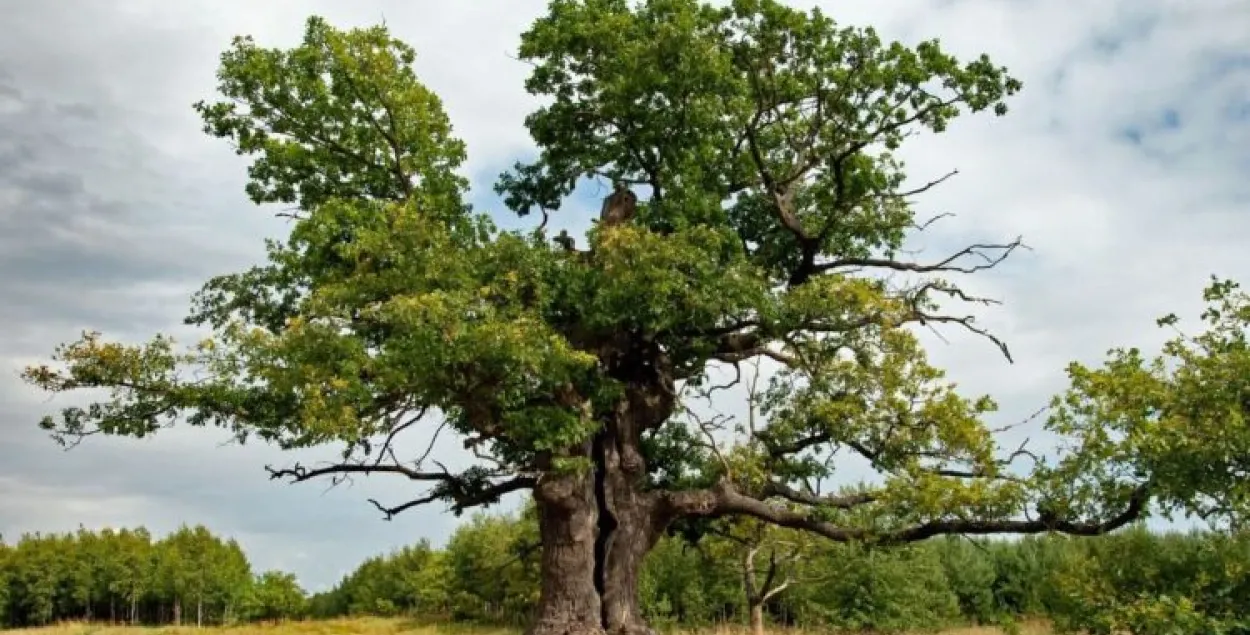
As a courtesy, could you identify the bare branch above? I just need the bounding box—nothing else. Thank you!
[689,408,733,476]
[815,236,1026,277]
[888,169,959,200]
[760,572,793,603]
[714,345,801,368]
[412,416,446,469]
[912,211,955,232]
[266,461,534,520]
[368,493,438,521]
[370,406,429,469]
[265,461,448,483]
[909,311,1014,363]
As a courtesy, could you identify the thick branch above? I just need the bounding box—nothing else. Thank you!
[265,461,450,483]
[761,481,877,510]
[666,480,1149,544]
[756,430,832,459]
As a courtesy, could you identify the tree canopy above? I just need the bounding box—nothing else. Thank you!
[22,2,1250,635]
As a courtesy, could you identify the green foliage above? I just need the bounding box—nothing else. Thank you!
[443,512,541,624]
[1044,528,1250,635]
[311,541,450,618]
[243,571,307,622]
[194,16,468,216]
[0,542,8,625]
[23,14,597,488]
[20,0,1053,544]
[934,538,999,623]
[1043,277,1250,528]
[7,518,1250,633]
[639,537,741,627]
[781,543,960,633]
[0,525,295,628]
[301,510,1250,633]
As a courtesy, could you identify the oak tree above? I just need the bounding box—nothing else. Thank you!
[24,3,1249,635]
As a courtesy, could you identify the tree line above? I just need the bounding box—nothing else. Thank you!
[3,516,1247,634]
[307,508,1250,635]
[0,525,303,628]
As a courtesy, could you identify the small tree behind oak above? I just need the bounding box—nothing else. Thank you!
[675,362,828,635]
[23,3,1250,635]
[690,517,817,635]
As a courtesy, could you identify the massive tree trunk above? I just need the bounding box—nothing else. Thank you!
[528,457,605,635]
[530,368,675,635]
[596,386,667,635]
[598,497,659,635]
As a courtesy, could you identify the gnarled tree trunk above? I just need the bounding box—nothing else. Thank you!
[528,459,605,635]
[597,423,662,635]
[529,370,675,635]
[598,495,660,635]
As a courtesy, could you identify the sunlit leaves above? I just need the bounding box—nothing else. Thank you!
[194,16,467,215]
[506,0,1021,266]
[583,224,766,335]
[1044,277,1250,528]
[22,17,600,481]
[22,332,192,442]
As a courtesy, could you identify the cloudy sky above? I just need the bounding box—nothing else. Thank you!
[1,0,1248,591]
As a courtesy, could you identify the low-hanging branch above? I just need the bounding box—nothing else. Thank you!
[665,479,1152,545]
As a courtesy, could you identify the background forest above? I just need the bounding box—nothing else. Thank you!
[2,515,1247,634]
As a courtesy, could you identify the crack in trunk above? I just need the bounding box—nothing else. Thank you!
[529,351,675,635]
[592,431,618,631]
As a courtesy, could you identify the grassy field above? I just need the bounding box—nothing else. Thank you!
[1,617,1054,635]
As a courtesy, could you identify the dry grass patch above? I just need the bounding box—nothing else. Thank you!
[3,618,1052,635]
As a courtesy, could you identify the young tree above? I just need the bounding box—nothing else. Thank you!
[215,538,256,625]
[152,530,188,625]
[110,527,155,625]
[445,511,542,623]
[22,3,1250,635]
[243,571,306,623]
[7,534,64,626]
[696,518,811,635]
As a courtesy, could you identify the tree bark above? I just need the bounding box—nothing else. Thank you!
[529,373,675,635]
[527,462,605,635]
[749,604,766,635]
[598,496,660,635]
[596,399,664,635]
